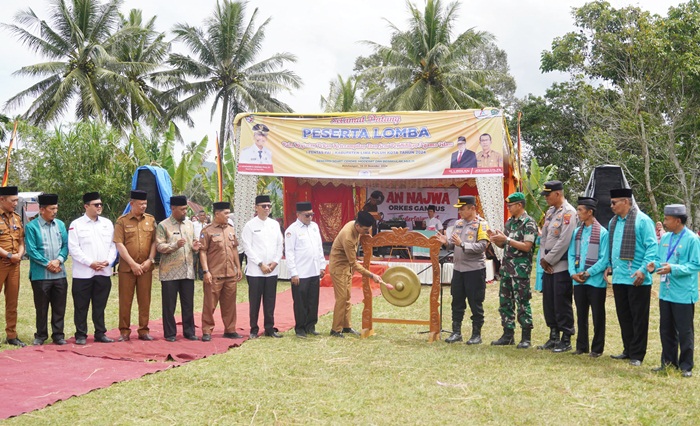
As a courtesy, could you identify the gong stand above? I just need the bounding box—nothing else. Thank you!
[360,228,443,342]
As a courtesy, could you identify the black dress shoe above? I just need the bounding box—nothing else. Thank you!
[342,328,360,336]
[75,337,87,345]
[330,330,344,338]
[572,349,588,355]
[223,332,243,339]
[629,359,642,367]
[95,335,114,343]
[296,333,307,339]
[118,334,130,342]
[32,338,44,346]
[249,333,259,339]
[610,353,629,360]
[6,338,26,347]
[682,370,692,378]
[307,330,321,336]
[165,337,176,342]
[651,365,668,373]
[54,339,68,345]
[264,331,283,338]
[590,352,602,358]
[202,334,212,342]
[138,334,154,341]
[185,335,200,341]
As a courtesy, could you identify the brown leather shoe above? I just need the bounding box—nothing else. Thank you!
[118,334,130,342]
[138,334,154,341]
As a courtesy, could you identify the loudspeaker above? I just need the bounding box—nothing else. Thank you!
[135,169,167,223]
[584,165,631,229]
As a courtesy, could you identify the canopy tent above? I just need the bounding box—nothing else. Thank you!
[232,110,521,252]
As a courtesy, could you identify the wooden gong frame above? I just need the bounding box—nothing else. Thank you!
[360,228,443,342]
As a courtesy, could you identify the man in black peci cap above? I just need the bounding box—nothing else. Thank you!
[156,196,201,342]
[284,201,326,338]
[0,186,26,347]
[113,190,157,341]
[68,192,117,344]
[25,194,69,345]
[240,195,284,338]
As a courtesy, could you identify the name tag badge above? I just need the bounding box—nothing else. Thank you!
[660,274,667,283]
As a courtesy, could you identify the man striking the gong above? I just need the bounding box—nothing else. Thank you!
[329,211,392,338]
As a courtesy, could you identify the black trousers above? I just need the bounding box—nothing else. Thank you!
[573,284,606,353]
[72,275,112,339]
[542,271,575,336]
[247,275,278,335]
[161,279,195,339]
[450,268,486,327]
[612,284,651,361]
[659,300,694,371]
[31,278,68,342]
[291,275,320,334]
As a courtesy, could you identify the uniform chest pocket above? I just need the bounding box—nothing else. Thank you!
[212,235,224,243]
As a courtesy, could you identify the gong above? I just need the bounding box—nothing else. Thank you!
[381,266,421,307]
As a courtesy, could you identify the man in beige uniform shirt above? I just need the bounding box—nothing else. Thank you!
[199,201,243,342]
[114,190,157,341]
[329,211,392,338]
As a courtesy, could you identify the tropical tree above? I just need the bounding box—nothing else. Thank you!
[166,0,302,167]
[2,0,159,132]
[522,158,558,226]
[109,9,179,132]
[320,74,361,112]
[359,0,513,111]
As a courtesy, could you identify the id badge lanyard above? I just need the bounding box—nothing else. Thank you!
[661,228,686,284]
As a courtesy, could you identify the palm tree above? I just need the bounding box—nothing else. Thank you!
[108,9,178,131]
[166,0,302,165]
[360,0,497,111]
[320,74,360,112]
[3,0,153,130]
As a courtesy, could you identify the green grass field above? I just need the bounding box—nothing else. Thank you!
[1,260,699,425]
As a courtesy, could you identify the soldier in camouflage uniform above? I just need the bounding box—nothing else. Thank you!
[488,192,538,348]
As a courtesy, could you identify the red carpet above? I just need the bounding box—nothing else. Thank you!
[0,287,377,419]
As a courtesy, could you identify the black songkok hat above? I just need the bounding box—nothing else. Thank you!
[130,190,148,200]
[427,204,437,211]
[577,197,598,210]
[255,195,271,204]
[38,193,58,206]
[252,123,269,133]
[356,211,376,227]
[610,188,633,198]
[83,192,100,203]
[213,202,230,211]
[296,201,312,212]
[170,195,187,206]
[0,186,18,196]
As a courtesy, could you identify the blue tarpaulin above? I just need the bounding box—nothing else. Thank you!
[122,166,173,218]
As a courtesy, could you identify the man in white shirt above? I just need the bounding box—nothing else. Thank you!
[67,192,118,345]
[241,195,283,338]
[285,201,326,338]
[239,124,273,165]
[425,204,444,234]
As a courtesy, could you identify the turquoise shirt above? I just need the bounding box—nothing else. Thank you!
[25,216,68,281]
[653,227,700,304]
[567,223,609,288]
[609,210,657,285]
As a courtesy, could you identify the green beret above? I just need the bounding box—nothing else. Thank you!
[505,192,525,203]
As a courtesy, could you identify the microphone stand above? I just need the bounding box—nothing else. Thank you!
[417,250,453,334]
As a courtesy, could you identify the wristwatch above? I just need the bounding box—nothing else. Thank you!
[203,270,209,274]
[506,237,512,245]
[460,242,466,250]
[6,253,12,259]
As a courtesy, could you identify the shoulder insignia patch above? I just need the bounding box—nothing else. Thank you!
[563,213,572,225]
